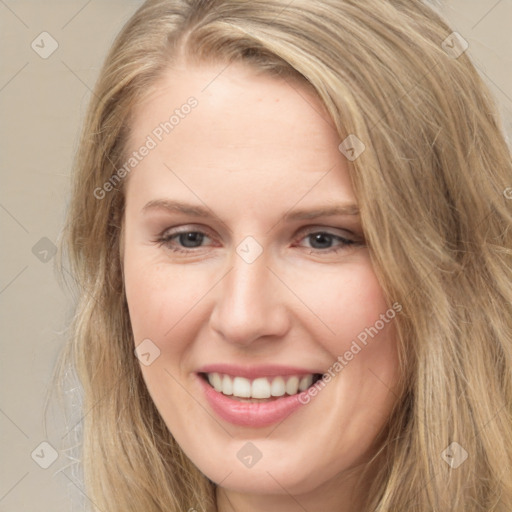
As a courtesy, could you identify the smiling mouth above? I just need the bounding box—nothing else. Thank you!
[199,372,323,402]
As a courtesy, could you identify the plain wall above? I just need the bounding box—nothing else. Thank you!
[1,1,510,510]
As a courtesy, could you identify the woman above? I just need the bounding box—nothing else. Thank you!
[56,0,512,510]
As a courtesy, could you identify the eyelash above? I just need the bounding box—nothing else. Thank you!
[155,227,359,255]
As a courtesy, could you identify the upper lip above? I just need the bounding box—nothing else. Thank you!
[196,363,323,379]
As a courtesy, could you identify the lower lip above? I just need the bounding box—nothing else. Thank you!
[198,376,309,427]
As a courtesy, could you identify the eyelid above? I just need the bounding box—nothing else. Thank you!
[294,225,358,241]
[158,225,356,240]
[154,224,363,254]
[154,225,218,253]
[159,224,216,239]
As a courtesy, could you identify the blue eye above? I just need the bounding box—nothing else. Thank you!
[302,231,355,252]
[176,231,206,248]
[157,230,212,252]
[155,227,360,256]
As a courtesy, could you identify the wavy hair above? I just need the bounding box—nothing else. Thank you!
[54,0,512,510]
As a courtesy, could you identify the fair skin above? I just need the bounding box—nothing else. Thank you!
[122,60,401,512]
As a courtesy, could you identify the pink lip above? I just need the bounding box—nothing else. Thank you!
[197,363,321,379]
[197,375,310,427]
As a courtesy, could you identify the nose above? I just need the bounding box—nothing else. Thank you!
[209,246,290,346]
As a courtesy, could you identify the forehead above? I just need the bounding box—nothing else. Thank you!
[129,61,338,154]
[124,61,355,211]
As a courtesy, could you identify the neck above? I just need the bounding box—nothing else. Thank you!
[215,459,380,512]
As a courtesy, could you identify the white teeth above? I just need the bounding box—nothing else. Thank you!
[252,377,271,399]
[285,376,300,395]
[299,374,313,391]
[210,372,222,392]
[222,374,233,395]
[233,377,252,398]
[270,376,286,397]
[206,373,316,399]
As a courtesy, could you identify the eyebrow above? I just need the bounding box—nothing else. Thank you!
[142,199,359,220]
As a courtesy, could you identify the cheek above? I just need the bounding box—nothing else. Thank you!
[125,249,396,367]
[293,259,400,403]
[123,256,204,417]
[124,255,206,346]
[293,258,393,351]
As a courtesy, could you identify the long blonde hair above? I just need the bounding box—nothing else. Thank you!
[55,0,512,510]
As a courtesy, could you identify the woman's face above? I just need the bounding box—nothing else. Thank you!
[123,61,401,505]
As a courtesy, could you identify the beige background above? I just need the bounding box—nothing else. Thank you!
[1,1,511,510]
